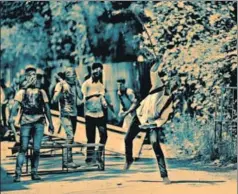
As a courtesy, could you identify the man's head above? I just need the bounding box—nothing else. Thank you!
[117,78,126,92]
[91,62,103,81]
[25,65,37,87]
[64,67,76,85]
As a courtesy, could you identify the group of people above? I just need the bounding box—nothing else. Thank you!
[4,60,173,184]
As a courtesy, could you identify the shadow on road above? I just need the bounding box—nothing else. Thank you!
[1,155,235,192]
[128,179,225,185]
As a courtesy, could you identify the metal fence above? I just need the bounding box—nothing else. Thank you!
[214,87,237,159]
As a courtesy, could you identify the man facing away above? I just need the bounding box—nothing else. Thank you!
[81,62,108,165]
[52,66,83,168]
[9,65,54,182]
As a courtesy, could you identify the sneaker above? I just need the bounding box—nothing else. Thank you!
[63,162,78,169]
[13,174,21,182]
[123,160,133,170]
[96,156,103,163]
[163,177,171,185]
[86,160,97,166]
[31,173,41,181]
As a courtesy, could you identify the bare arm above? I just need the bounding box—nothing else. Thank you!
[123,89,139,116]
[126,100,138,114]
[8,101,20,124]
[44,103,54,133]
[8,101,20,142]
[52,90,61,104]
[76,80,83,100]
[44,103,53,125]
[52,83,63,103]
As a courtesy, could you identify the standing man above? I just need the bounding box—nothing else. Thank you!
[116,78,138,131]
[52,66,83,168]
[9,65,54,182]
[81,62,108,165]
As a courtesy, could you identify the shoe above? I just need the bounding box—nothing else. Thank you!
[96,156,103,163]
[96,157,104,170]
[163,177,171,185]
[63,162,78,169]
[13,174,21,182]
[86,160,96,166]
[31,173,41,181]
[123,160,133,170]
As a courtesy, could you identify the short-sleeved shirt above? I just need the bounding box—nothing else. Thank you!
[15,88,49,125]
[54,82,78,117]
[81,78,105,118]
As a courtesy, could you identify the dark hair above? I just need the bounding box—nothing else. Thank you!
[56,72,65,82]
[92,62,103,70]
[25,65,36,73]
[117,78,125,84]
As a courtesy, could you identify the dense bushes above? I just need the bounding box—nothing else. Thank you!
[137,1,237,123]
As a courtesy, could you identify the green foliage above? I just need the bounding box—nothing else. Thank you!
[1,15,48,65]
[1,2,90,67]
[49,2,89,64]
[165,115,237,162]
[138,1,237,123]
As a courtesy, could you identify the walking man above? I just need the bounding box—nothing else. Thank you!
[9,65,54,182]
[81,62,108,164]
[52,66,83,168]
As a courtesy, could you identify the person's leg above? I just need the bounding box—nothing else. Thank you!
[14,124,31,182]
[85,116,96,163]
[150,129,170,184]
[31,122,44,180]
[69,116,79,166]
[96,117,107,161]
[2,103,7,126]
[61,116,76,167]
[124,116,141,169]
[71,116,77,137]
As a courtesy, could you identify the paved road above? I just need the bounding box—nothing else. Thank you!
[1,141,236,194]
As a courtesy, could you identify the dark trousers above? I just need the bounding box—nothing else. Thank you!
[85,116,107,162]
[1,103,7,126]
[124,116,168,178]
[15,122,44,175]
